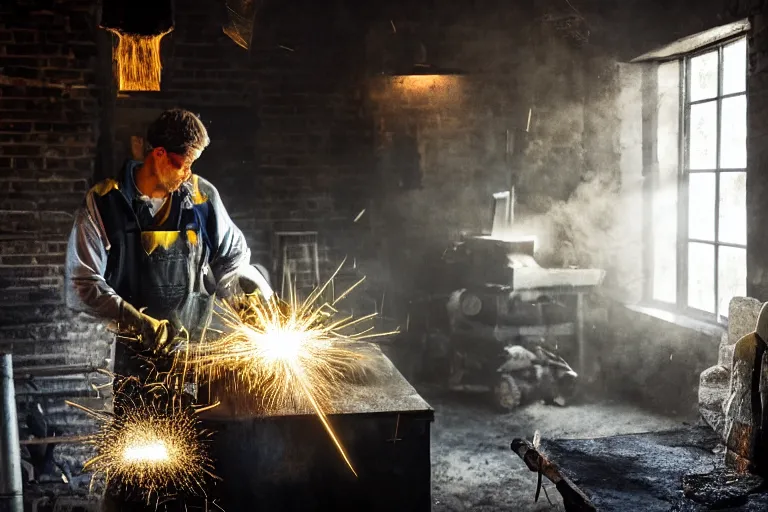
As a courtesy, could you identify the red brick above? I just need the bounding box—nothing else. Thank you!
[12,30,37,44]
[0,122,33,132]
[1,144,41,156]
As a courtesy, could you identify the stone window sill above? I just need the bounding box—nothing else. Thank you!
[624,304,726,338]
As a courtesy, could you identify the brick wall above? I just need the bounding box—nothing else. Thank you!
[0,0,380,474]
[744,6,768,299]
[0,0,379,466]
[0,0,113,467]
[363,3,587,313]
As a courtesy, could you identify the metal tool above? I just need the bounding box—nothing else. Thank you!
[511,437,595,512]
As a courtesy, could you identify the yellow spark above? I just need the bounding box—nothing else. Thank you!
[67,391,215,502]
[123,440,168,463]
[176,267,395,477]
[108,29,171,91]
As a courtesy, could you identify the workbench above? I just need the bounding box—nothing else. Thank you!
[199,344,434,512]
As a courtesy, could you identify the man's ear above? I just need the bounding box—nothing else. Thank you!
[152,147,166,158]
[130,136,145,161]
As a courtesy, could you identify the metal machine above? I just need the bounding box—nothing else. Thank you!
[409,190,605,410]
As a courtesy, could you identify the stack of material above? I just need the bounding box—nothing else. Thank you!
[699,297,763,440]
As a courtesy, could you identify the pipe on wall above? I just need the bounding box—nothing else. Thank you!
[0,354,22,512]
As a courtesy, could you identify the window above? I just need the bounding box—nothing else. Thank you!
[649,37,747,323]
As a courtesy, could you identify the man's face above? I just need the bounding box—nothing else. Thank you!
[154,148,200,193]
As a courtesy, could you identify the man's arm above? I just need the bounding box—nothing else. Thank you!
[65,198,174,351]
[199,177,274,299]
[65,203,124,321]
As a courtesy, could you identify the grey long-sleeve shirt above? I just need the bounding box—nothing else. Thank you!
[64,163,267,323]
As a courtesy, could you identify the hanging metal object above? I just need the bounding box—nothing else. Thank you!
[100,0,174,36]
[99,0,175,91]
[223,0,262,50]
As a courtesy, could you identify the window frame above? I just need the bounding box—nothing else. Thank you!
[645,34,747,324]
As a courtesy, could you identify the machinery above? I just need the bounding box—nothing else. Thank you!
[409,192,605,411]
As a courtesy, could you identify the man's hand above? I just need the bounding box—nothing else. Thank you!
[119,302,178,354]
[216,264,274,300]
[239,263,274,299]
[140,314,177,354]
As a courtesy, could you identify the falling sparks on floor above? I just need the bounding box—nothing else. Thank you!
[175,268,394,477]
[109,29,171,91]
[66,390,215,501]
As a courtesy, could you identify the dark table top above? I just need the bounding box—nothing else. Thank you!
[198,342,434,421]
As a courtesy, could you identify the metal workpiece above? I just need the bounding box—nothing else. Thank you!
[0,354,23,512]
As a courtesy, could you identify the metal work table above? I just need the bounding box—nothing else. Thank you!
[198,344,434,512]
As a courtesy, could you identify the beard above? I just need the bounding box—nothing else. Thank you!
[162,177,185,193]
[160,171,191,193]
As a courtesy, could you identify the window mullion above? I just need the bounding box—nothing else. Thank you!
[678,57,689,310]
[714,46,724,317]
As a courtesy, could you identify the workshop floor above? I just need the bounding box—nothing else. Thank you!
[419,385,696,512]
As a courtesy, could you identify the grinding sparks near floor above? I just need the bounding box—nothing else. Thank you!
[109,29,171,91]
[66,397,214,500]
[176,268,394,477]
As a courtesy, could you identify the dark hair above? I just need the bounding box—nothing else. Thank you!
[146,109,210,157]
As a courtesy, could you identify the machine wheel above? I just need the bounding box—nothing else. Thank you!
[493,375,522,411]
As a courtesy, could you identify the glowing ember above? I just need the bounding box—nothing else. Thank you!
[176,269,393,477]
[67,395,214,500]
[109,29,171,91]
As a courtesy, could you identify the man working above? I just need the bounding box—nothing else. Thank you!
[65,108,272,378]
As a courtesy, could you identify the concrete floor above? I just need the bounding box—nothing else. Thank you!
[27,384,696,512]
[418,385,696,512]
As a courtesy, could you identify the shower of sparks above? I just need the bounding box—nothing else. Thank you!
[66,391,215,501]
[175,266,394,477]
[108,29,171,91]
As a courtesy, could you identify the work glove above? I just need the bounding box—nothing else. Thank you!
[118,302,177,355]
[217,264,274,301]
[239,263,274,299]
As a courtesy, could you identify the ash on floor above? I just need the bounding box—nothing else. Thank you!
[543,428,768,512]
[421,385,698,512]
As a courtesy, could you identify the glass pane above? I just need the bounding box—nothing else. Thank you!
[723,38,747,95]
[653,172,677,303]
[688,172,716,241]
[718,246,747,320]
[719,171,746,245]
[688,242,715,313]
[689,101,717,170]
[720,95,747,169]
[690,50,719,102]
